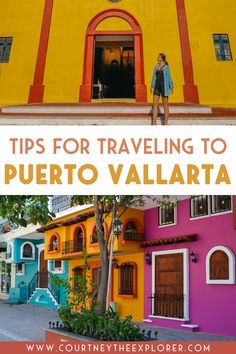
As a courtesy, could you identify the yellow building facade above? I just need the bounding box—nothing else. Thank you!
[0,0,235,107]
[43,206,144,322]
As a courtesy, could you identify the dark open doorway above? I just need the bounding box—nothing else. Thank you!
[93,35,135,99]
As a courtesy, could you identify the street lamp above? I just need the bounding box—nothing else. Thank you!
[113,218,123,236]
[106,214,123,311]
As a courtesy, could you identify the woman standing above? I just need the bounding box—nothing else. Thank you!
[150,53,174,125]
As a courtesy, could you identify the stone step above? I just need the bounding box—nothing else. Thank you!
[181,324,199,332]
[1,103,212,115]
[0,116,235,125]
[28,288,58,309]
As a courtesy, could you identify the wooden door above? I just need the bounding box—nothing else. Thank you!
[39,251,48,288]
[154,253,184,318]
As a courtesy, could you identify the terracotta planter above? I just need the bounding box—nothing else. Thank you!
[45,328,98,342]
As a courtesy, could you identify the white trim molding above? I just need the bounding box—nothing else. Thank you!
[20,241,35,260]
[206,246,235,284]
[151,248,189,321]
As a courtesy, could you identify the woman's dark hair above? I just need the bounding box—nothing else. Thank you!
[159,53,168,65]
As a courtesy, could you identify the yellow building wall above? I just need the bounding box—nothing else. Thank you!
[1,0,236,105]
[44,206,144,259]
[44,205,144,321]
[0,0,45,105]
[43,0,184,103]
[185,0,236,106]
[68,252,144,322]
[0,0,184,105]
[44,225,67,260]
[112,252,144,322]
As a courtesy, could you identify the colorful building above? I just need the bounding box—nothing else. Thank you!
[1,195,236,336]
[0,218,11,300]
[143,195,236,337]
[0,220,45,303]
[42,205,145,322]
[0,196,75,307]
[0,1,235,107]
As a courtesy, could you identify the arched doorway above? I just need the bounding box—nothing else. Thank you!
[79,9,147,103]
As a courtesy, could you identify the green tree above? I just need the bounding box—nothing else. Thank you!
[0,195,174,313]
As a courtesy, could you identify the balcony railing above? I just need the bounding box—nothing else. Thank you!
[51,196,72,213]
[151,293,184,319]
[62,240,83,255]
[48,244,59,252]
[123,231,144,242]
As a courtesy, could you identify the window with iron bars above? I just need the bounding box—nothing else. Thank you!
[118,263,136,296]
[190,195,231,218]
[213,34,233,61]
[158,203,176,226]
[211,195,231,214]
[72,267,84,289]
[0,37,13,63]
[124,221,142,241]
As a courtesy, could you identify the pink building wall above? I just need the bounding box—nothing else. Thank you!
[144,198,236,337]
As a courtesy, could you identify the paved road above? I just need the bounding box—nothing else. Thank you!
[0,301,236,342]
[0,301,59,341]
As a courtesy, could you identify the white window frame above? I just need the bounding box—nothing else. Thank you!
[190,196,232,220]
[20,242,35,260]
[15,263,25,276]
[6,242,13,262]
[150,249,189,321]
[206,246,235,284]
[210,196,232,215]
[51,260,65,274]
[158,204,177,228]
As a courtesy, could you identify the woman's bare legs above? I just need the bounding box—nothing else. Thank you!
[163,97,169,125]
[153,95,160,125]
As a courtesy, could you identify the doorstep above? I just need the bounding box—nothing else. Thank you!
[181,324,199,332]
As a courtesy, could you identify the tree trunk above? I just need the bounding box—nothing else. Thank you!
[96,242,109,313]
[93,196,109,313]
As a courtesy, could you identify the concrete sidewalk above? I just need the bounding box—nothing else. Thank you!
[136,322,236,342]
[0,301,236,342]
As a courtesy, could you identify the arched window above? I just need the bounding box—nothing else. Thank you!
[118,262,137,297]
[21,242,35,260]
[48,235,59,252]
[124,221,141,241]
[206,246,235,284]
[90,225,104,244]
[74,227,84,252]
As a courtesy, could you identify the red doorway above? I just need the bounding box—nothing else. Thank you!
[79,9,147,103]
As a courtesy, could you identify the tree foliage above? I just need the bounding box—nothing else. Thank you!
[0,196,54,227]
